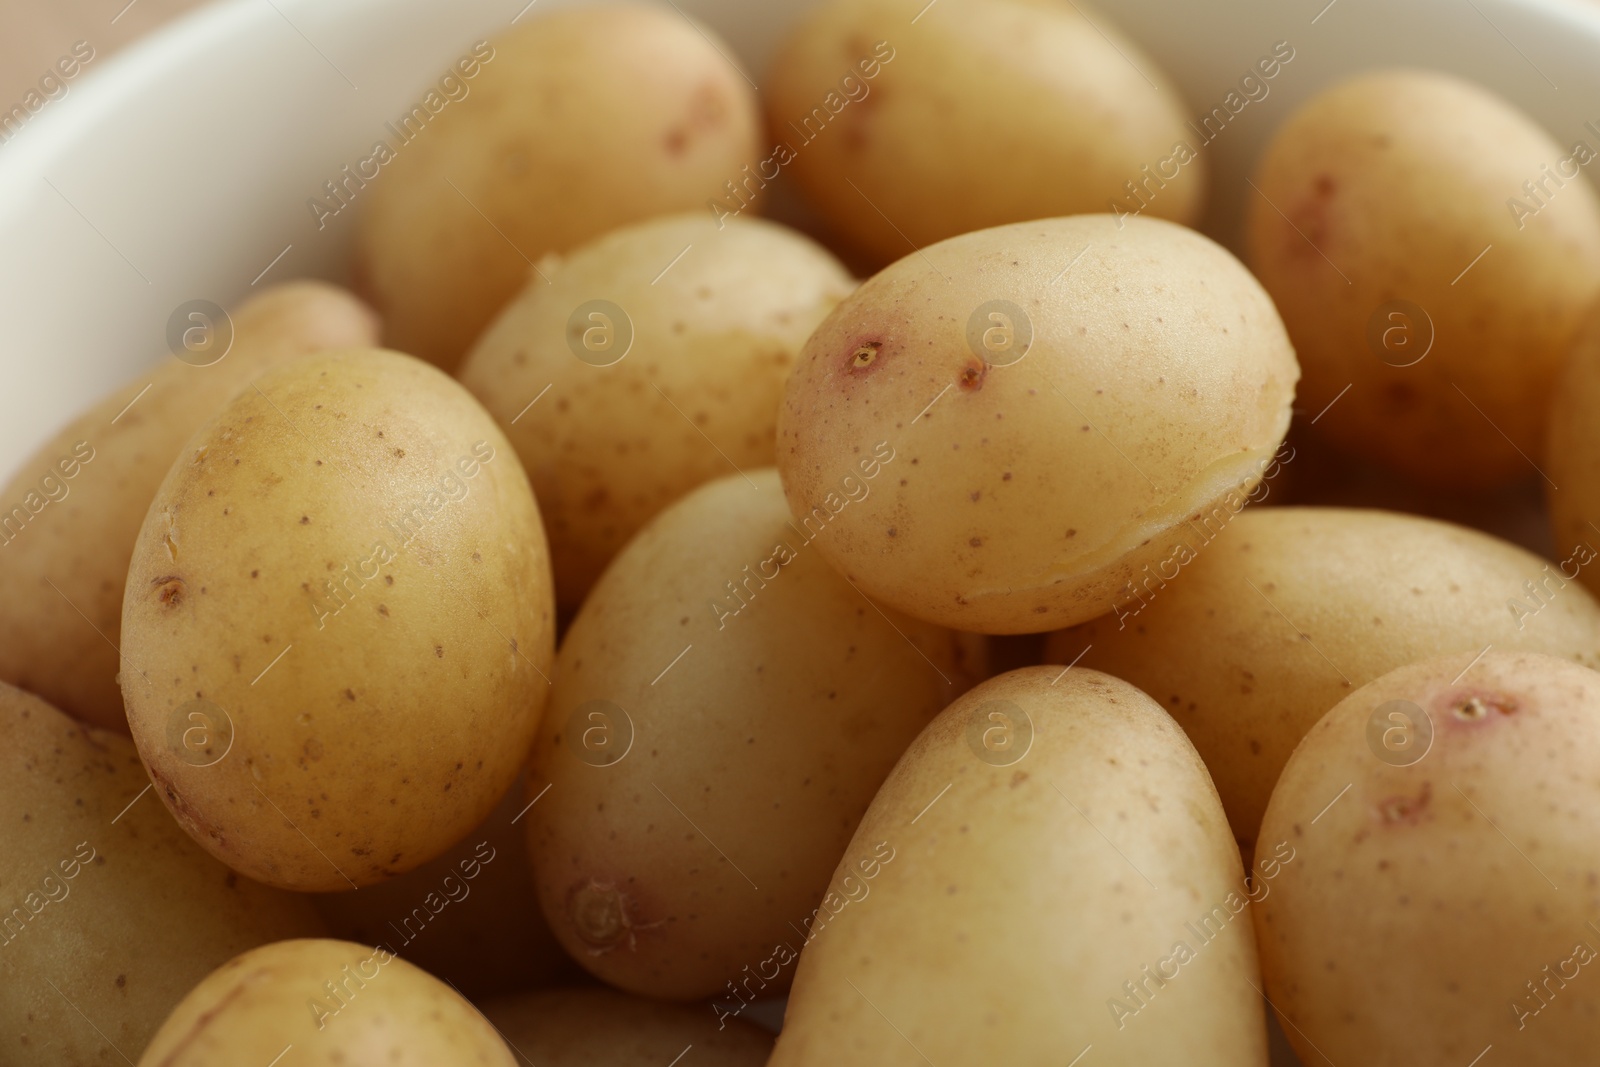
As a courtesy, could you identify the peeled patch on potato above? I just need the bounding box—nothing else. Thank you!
[137,938,515,1066]
[460,212,856,608]
[120,349,555,891]
[356,4,763,369]
[0,682,323,1065]
[1045,506,1600,853]
[525,469,983,1001]
[1257,650,1600,1065]
[1247,68,1600,489]
[776,214,1299,634]
[771,667,1267,1066]
[764,0,1205,265]
[0,281,378,731]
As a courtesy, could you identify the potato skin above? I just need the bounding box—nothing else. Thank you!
[480,987,772,1066]
[356,5,761,369]
[1547,303,1600,580]
[136,938,515,1066]
[0,282,378,731]
[525,469,984,1000]
[0,682,322,1064]
[121,349,554,891]
[1246,68,1600,489]
[770,666,1265,1066]
[1256,651,1600,1065]
[775,214,1298,634]
[459,213,855,608]
[764,0,1203,265]
[1044,507,1600,853]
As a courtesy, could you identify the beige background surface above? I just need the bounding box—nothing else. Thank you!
[0,0,207,108]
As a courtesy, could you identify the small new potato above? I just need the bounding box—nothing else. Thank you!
[137,938,515,1066]
[1045,507,1600,853]
[357,5,762,368]
[765,0,1205,265]
[776,214,1299,633]
[121,349,555,891]
[1257,651,1600,1065]
[480,987,773,1065]
[1547,303,1600,580]
[0,281,378,730]
[525,469,983,1000]
[771,667,1267,1066]
[0,682,323,1064]
[460,213,855,607]
[1247,68,1600,489]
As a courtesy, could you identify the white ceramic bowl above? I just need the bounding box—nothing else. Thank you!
[4,0,1600,487]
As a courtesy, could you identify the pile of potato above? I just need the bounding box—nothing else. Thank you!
[5,1,1600,1064]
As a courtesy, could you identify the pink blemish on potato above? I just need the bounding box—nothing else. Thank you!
[846,339,885,373]
[664,81,731,157]
[154,575,186,608]
[1284,174,1339,261]
[566,877,663,955]
[1376,781,1432,825]
[1439,689,1518,726]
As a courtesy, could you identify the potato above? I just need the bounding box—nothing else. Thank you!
[480,987,773,1065]
[1256,650,1600,1064]
[356,5,761,369]
[0,682,322,1064]
[1547,303,1600,576]
[764,0,1204,265]
[311,775,575,999]
[0,281,378,731]
[775,214,1298,634]
[1044,506,1600,854]
[459,213,855,608]
[120,349,554,891]
[525,469,984,1000]
[770,666,1265,1065]
[1246,68,1600,489]
[137,938,514,1065]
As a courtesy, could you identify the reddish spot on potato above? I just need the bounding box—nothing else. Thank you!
[567,878,658,954]
[959,361,986,391]
[848,340,884,372]
[1286,193,1334,260]
[1377,781,1432,825]
[1441,689,1517,725]
[154,576,185,608]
